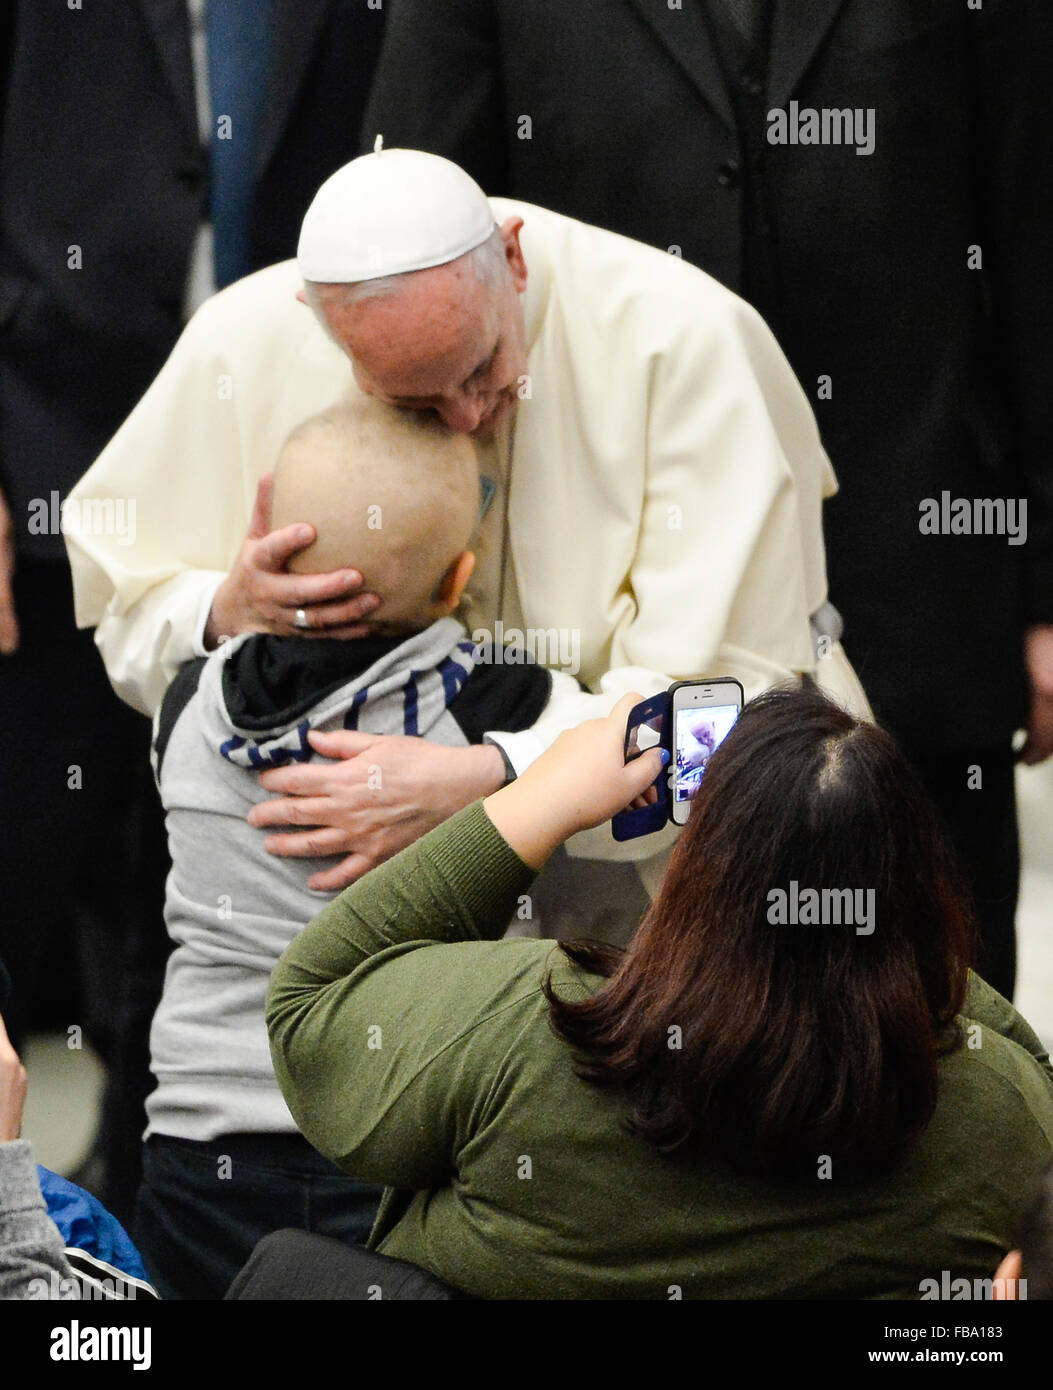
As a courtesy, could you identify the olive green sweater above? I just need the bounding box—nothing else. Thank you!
[267,800,1053,1300]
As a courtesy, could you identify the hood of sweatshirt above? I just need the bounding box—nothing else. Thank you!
[194,617,480,771]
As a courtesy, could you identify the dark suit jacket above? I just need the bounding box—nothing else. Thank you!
[0,0,384,562]
[363,0,1053,747]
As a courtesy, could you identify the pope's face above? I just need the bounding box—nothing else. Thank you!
[320,217,530,440]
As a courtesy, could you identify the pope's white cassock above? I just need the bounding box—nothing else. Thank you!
[65,197,871,941]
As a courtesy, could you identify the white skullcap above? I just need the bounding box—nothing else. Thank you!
[297,140,497,284]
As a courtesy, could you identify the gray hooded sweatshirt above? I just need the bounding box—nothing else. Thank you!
[146,616,551,1141]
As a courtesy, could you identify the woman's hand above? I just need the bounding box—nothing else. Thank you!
[482,692,668,868]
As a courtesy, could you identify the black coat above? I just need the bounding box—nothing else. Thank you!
[0,0,384,561]
[364,0,1053,747]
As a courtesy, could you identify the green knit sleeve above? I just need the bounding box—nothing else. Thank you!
[266,798,549,1187]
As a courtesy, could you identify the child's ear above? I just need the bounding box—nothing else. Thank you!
[438,551,476,609]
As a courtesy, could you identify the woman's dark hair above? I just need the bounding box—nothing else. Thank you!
[544,686,974,1178]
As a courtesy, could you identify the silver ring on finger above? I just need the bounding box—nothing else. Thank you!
[294,607,309,630]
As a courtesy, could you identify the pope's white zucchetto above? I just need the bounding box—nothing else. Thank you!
[297,143,497,284]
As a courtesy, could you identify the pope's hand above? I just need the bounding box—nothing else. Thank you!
[248,730,507,891]
[483,692,667,869]
[204,473,381,648]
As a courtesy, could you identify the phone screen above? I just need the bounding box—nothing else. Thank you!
[673,703,739,804]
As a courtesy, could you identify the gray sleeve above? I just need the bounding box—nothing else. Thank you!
[0,1140,80,1300]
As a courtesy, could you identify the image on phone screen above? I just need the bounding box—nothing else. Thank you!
[674,704,739,803]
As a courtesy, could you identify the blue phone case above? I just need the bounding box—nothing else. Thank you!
[611,691,672,841]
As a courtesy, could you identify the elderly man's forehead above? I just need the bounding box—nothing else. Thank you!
[349,316,497,395]
[336,277,505,391]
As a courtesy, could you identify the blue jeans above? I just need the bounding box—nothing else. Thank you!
[135,1132,383,1300]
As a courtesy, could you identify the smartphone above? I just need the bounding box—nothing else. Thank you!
[668,678,743,824]
[613,677,743,841]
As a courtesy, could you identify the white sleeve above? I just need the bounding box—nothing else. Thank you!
[64,295,253,717]
[88,569,228,716]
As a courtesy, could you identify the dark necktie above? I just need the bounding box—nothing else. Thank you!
[206,0,274,288]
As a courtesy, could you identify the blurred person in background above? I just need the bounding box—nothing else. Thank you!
[0,958,159,1301]
[0,0,384,1223]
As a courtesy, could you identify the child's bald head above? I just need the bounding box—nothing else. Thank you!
[272,396,480,630]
